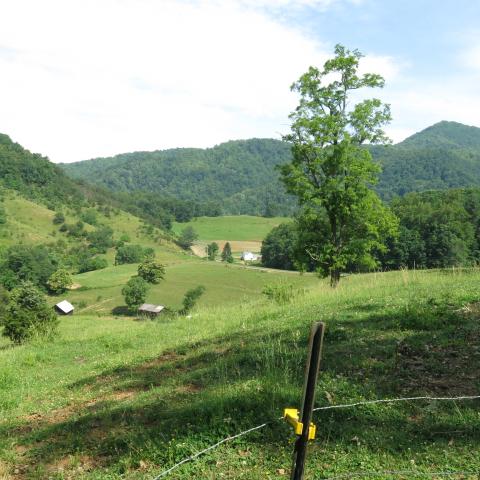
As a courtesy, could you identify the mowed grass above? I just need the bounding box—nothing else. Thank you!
[172,215,290,241]
[63,261,317,313]
[1,268,480,479]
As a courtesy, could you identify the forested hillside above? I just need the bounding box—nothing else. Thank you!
[62,121,480,211]
[373,121,480,200]
[62,139,298,216]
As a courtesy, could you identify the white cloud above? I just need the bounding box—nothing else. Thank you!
[463,44,480,72]
[0,0,404,163]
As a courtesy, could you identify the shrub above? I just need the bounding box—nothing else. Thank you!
[87,226,114,253]
[138,261,165,284]
[262,282,299,304]
[53,212,65,224]
[78,256,108,273]
[2,282,59,343]
[122,276,149,312]
[0,285,9,325]
[47,269,73,294]
[80,208,98,225]
[206,242,219,261]
[115,244,154,265]
[177,226,198,249]
[180,285,205,315]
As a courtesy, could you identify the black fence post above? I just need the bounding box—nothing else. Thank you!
[290,322,325,480]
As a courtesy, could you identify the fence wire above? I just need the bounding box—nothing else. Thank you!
[150,394,480,480]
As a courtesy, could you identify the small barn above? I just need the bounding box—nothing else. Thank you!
[138,303,165,318]
[241,251,258,261]
[55,300,74,315]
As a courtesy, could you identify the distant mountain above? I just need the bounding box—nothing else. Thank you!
[62,139,297,216]
[373,121,480,200]
[61,121,480,211]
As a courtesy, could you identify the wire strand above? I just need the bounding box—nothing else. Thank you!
[150,394,480,479]
[313,394,480,412]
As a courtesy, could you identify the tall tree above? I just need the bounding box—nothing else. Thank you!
[281,44,397,286]
[221,242,234,263]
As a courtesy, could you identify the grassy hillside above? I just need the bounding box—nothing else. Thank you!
[62,260,316,313]
[62,121,480,206]
[172,216,290,242]
[1,269,479,478]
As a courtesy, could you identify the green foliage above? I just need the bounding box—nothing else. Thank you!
[221,242,233,263]
[62,138,298,216]
[52,212,65,225]
[78,256,108,273]
[261,223,297,270]
[0,244,58,290]
[2,282,59,343]
[261,282,299,304]
[121,276,149,312]
[87,226,114,253]
[380,188,480,269]
[80,208,98,225]
[65,220,86,238]
[115,244,154,265]
[179,285,205,315]
[281,45,398,286]
[0,285,9,325]
[47,269,73,294]
[206,242,219,261]
[137,261,165,284]
[177,226,198,249]
[0,204,7,225]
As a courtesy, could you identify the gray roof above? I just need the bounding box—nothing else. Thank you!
[55,300,74,314]
[138,303,164,313]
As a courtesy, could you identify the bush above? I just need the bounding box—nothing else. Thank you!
[177,226,198,249]
[87,226,114,253]
[53,212,65,224]
[122,276,149,311]
[206,242,219,261]
[138,261,165,284]
[47,269,73,294]
[262,282,299,304]
[0,285,9,325]
[2,282,59,343]
[78,256,108,273]
[80,208,98,225]
[180,285,205,315]
[115,244,154,265]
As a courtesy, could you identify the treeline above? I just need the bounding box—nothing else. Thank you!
[0,132,215,231]
[262,188,480,272]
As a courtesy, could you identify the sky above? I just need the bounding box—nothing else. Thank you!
[0,0,479,163]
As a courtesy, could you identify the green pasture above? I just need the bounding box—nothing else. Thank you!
[62,261,317,314]
[172,215,290,241]
[1,268,480,478]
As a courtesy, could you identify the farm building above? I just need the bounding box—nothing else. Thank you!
[55,300,74,315]
[241,251,259,261]
[138,303,165,317]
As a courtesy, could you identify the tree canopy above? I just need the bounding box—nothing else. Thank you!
[281,44,397,286]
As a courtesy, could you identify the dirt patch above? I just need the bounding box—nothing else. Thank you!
[47,454,101,475]
[68,283,82,290]
[191,240,262,257]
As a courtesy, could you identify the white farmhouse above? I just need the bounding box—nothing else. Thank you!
[241,251,258,261]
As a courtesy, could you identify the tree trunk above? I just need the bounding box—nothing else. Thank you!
[330,269,340,288]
